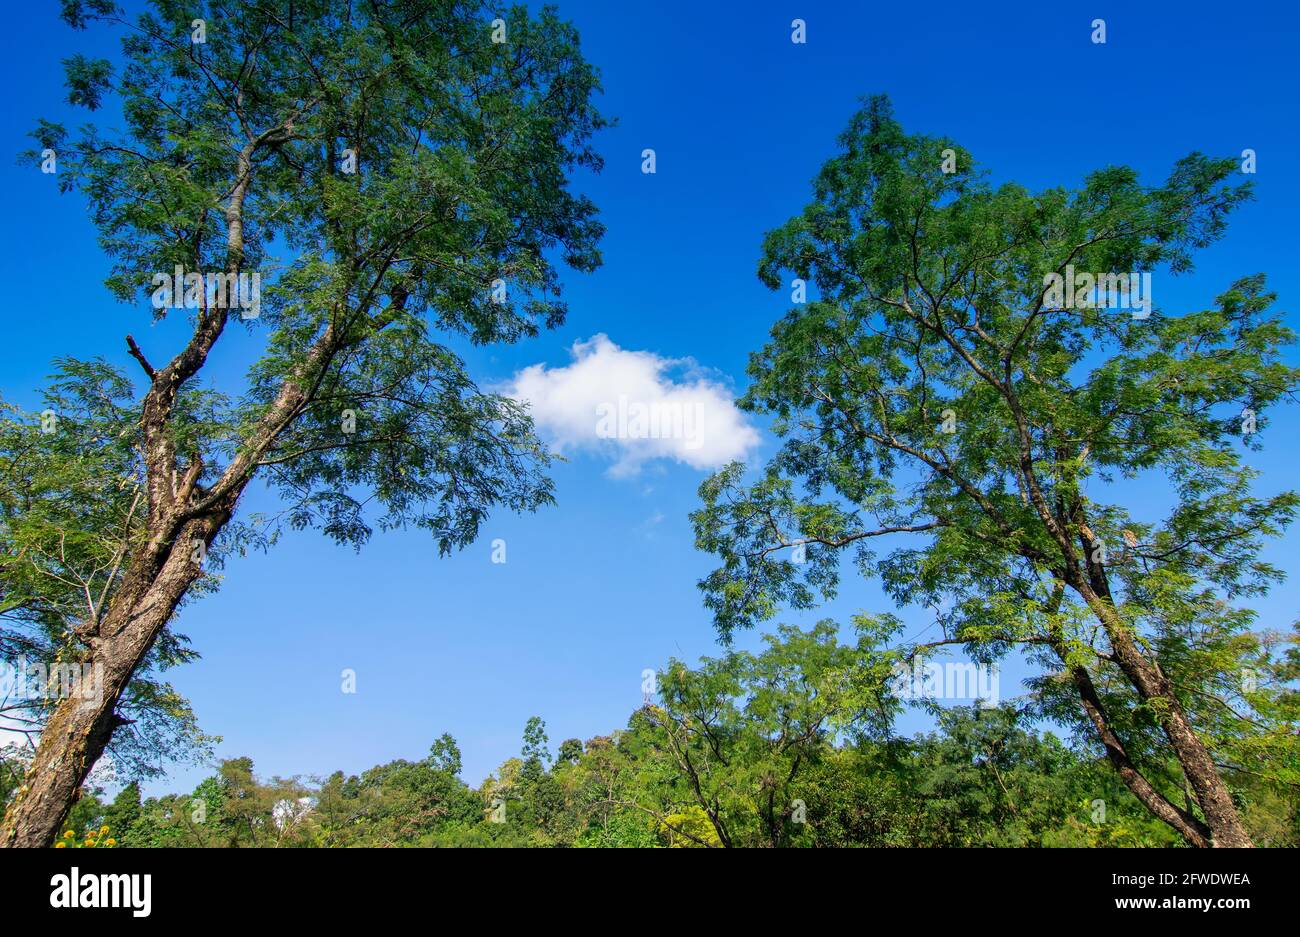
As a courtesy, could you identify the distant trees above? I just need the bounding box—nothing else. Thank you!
[52,623,1296,848]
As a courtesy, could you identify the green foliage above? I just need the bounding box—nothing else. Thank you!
[429,733,463,777]
[0,746,26,807]
[22,0,609,555]
[102,781,142,837]
[69,625,1296,847]
[574,812,659,848]
[556,738,583,766]
[520,715,551,780]
[691,95,1300,843]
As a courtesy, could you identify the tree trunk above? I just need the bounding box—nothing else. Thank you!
[1073,583,1253,848]
[1061,652,1212,847]
[1,511,227,848]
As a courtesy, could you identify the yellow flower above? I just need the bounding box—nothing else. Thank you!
[54,841,67,849]
[106,838,117,846]
[100,825,109,834]
[63,830,74,839]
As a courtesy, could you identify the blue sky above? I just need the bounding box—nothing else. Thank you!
[1,1,1298,794]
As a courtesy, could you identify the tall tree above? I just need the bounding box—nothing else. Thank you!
[2,0,605,847]
[520,715,551,780]
[693,97,1298,847]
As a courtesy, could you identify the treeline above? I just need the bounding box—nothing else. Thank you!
[13,623,1295,848]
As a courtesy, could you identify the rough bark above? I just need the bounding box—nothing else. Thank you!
[1057,648,1213,847]
[1072,582,1253,848]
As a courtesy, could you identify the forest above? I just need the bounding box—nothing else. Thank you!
[8,688,1296,849]
[5,616,1297,848]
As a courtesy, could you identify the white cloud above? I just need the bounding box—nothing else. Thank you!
[508,334,759,476]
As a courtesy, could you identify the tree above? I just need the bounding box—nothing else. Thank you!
[573,811,658,848]
[556,738,583,765]
[428,733,463,777]
[3,0,606,847]
[693,96,1299,847]
[900,705,1178,847]
[520,715,551,781]
[633,621,887,847]
[322,745,482,846]
[102,781,143,841]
